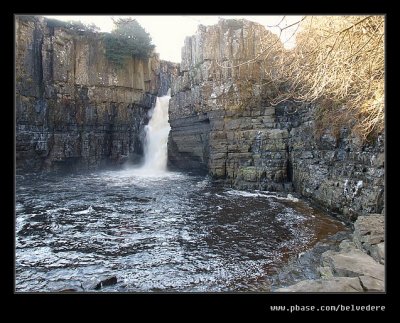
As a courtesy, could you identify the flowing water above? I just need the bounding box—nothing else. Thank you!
[15,94,347,292]
[141,91,171,173]
[15,170,346,292]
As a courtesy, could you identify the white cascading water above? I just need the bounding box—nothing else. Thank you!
[141,90,171,173]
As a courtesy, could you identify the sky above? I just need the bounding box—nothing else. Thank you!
[43,15,303,63]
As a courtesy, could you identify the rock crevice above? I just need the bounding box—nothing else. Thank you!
[168,19,384,219]
[275,215,385,292]
[16,16,178,173]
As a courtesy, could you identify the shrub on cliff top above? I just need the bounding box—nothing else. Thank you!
[283,16,384,142]
[45,18,100,33]
[103,18,155,67]
[217,16,384,142]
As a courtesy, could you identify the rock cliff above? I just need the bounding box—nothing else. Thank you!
[168,19,284,176]
[16,16,178,173]
[168,19,384,219]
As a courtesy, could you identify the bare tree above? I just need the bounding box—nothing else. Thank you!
[214,16,384,141]
[267,16,384,141]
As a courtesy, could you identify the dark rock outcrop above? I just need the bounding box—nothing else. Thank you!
[16,16,178,173]
[288,111,385,219]
[275,215,385,292]
[93,276,118,290]
[168,18,384,219]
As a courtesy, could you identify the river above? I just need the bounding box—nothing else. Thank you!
[15,168,346,292]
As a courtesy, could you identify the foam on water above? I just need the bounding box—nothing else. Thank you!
[141,90,171,173]
[15,167,347,292]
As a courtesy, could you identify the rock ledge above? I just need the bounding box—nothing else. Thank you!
[275,215,385,292]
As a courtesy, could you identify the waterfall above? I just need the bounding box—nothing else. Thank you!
[141,90,171,173]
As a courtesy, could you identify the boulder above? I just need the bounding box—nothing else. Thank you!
[353,215,385,263]
[338,239,357,252]
[322,249,384,281]
[359,275,385,292]
[275,277,363,292]
[376,242,385,264]
[318,266,334,279]
[353,215,384,248]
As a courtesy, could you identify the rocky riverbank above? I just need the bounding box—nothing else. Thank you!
[15,16,385,293]
[274,214,384,292]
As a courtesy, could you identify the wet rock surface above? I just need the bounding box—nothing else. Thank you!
[16,16,178,173]
[269,230,351,289]
[168,18,384,220]
[273,215,385,292]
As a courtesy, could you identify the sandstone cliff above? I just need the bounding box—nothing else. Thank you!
[16,16,178,172]
[168,19,384,219]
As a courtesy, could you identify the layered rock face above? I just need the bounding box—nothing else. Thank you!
[169,19,285,177]
[168,19,384,218]
[288,109,384,219]
[16,16,178,173]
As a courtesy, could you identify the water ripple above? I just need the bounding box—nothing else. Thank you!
[15,168,346,292]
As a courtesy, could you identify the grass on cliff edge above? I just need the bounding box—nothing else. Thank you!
[43,17,155,68]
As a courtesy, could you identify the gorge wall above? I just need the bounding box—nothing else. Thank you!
[16,16,178,173]
[168,19,384,219]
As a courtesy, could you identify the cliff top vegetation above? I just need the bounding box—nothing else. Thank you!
[219,16,384,142]
[44,17,100,33]
[103,18,155,66]
[41,16,155,67]
[284,16,384,142]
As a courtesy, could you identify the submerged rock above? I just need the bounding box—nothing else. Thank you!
[93,276,118,290]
